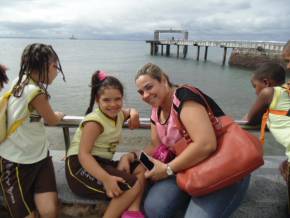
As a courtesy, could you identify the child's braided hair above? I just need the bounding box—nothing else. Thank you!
[13,43,65,97]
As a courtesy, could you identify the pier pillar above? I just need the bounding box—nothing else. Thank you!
[222,47,227,65]
[150,42,153,55]
[204,46,208,61]
[166,45,170,56]
[177,45,180,58]
[161,45,164,56]
[196,46,200,61]
[153,43,158,55]
[183,45,188,58]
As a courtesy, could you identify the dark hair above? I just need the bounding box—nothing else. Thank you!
[13,43,65,97]
[253,62,286,85]
[0,65,8,89]
[135,63,174,87]
[86,70,124,115]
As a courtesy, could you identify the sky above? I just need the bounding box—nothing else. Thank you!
[0,0,289,41]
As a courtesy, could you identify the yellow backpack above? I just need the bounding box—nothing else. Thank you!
[0,91,29,144]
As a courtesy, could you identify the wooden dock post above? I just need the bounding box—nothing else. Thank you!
[204,46,208,61]
[196,46,200,61]
[166,45,170,56]
[222,47,227,65]
[150,42,153,55]
[177,45,180,58]
[161,45,164,56]
[183,45,188,58]
[153,42,158,55]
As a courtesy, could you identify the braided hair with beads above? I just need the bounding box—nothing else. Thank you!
[13,43,65,97]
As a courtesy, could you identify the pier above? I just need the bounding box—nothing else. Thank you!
[146,29,286,65]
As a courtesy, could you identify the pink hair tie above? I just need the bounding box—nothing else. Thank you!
[98,70,107,81]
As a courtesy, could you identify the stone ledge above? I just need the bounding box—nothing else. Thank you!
[1,151,288,218]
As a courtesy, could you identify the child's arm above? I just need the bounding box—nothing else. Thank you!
[118,123,160,172]
[122,108,140,129]
[245,87,274,124]
[118,152,136,173]
[30,94,64,125]
[78,121,126,198]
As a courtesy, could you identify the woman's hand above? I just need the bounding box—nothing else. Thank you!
[128,108,140,129]
[102,175,125,198]
[144,157,168,181]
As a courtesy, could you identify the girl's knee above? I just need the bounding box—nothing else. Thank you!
[38,205,58,218]
[37,199,59,218]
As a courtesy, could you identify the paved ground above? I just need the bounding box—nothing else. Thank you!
[0,152,288,218]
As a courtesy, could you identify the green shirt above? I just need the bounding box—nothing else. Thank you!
[0,79,47,164]
[67,108,125,160]
[268,86,290,160]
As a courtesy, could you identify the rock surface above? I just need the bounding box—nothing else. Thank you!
[228,48,284,70]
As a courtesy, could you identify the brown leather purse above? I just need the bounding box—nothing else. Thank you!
[173,85,264,196]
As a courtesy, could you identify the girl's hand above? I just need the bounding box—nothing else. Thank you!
[102,175,125,198]
[117,154,132,173]
[128,108,140,129]
[144,158,168,181]
[55,111,65,120]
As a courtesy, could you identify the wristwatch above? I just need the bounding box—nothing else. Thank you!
[166,164,175,176]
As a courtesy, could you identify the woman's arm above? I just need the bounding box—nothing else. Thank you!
[245,87,274,124]
[30,94,64,125]
[145,101,217,181]
[169,100,217,172]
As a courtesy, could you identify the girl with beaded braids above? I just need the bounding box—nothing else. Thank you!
[65,70,146,218]
[0,43,65,218]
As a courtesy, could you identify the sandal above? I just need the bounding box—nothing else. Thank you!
[121,211,145,218]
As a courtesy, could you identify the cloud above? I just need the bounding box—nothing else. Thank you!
[0,0,289,41]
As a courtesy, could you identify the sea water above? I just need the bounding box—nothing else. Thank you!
[0,38,286,155]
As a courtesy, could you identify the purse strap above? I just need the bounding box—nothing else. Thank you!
[174,84,222,132]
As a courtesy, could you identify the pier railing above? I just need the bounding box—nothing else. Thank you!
[146,39,286,65]
[51,116,260,152]
[148,40,285,51]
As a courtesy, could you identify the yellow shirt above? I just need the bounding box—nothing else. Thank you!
[67,108,125,160]
[268,86,290,160]
[0,79,47,164]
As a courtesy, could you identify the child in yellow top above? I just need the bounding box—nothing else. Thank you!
[65,70,146,218]
[0,43,65,218]
[245,41,290,215]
